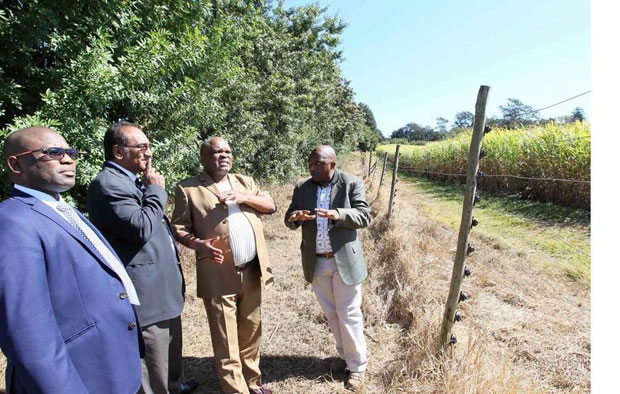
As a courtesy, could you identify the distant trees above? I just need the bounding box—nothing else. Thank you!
[570,107,585,122]
[435,117,448,133]
[498,98,540,127]
[391,122,442,141]
[357,102,382,151]
[389,99,587,143]
[453,111,474,128]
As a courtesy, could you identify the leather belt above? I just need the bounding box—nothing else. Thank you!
[316,252,335,258]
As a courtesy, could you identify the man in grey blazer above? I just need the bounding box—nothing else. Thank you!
[284,145,370,392]
[87,122,197,394]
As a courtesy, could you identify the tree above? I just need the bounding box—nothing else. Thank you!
[357,102,382,150]
[499,98,539,128]
[453,111,474,128]
[390,122,443,142]
[0,0,369,202]
[435,117,448,133]
[570,107,585,122]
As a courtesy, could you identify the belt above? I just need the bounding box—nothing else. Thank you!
[236,259,255,271]
[316,252,335,258]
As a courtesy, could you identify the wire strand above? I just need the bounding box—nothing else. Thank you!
[392,163,590,184]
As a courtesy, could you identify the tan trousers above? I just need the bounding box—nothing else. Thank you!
[203,265,262,394]
[138,315,183,394]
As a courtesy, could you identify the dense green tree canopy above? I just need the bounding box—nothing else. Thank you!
[0,0,369,203]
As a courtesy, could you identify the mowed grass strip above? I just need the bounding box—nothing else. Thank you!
[392,172,590,286]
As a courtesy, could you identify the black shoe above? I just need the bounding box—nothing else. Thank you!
[180,380,199,394]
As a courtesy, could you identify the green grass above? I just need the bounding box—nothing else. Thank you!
[396,171,590,286]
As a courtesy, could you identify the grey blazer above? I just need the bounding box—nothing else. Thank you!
[284,170,370,285]
[87,163,184,327]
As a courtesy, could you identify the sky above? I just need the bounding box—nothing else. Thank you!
[284,0,590,137]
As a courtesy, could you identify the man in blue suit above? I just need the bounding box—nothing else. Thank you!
[0,127,143,393]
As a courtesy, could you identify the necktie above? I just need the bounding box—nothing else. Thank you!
[57,202,140,305]
[135,178,146,193]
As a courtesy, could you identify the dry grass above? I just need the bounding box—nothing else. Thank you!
[0,154,590,393]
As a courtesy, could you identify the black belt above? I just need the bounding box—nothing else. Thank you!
[236,256,257,271]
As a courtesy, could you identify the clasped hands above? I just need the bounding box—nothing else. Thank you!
[288,208,339,222]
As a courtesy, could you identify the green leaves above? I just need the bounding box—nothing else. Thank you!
[0,0,368,203]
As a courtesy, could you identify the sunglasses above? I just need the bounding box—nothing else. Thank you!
[121,143,150,152]
[12,147,80,160]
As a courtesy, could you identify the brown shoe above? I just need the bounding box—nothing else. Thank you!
[329,357,347,374]
[250,387,272,394]
[345,371,365,392]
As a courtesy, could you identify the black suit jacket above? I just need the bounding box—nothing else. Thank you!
[87,163,184,326]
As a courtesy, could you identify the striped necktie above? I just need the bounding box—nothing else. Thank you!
[57,201,140,305]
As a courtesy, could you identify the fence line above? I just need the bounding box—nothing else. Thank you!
[392,162,590,184]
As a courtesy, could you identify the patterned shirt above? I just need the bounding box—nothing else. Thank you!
[315,185,333,254]
[215,179,257,266]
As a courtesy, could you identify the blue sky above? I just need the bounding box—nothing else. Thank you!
[284,0,590,136]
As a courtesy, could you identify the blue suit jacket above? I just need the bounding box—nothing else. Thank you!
[0,189,142,394]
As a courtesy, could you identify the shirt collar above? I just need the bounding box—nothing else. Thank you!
[106,161,138,182]
[14,184,65,207]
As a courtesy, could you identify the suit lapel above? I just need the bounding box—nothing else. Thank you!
[329,170,342,209]
[28,199,115,271]
[199,172,221,198]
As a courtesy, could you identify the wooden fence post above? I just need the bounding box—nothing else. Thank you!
[438,85,490,351]
[362,152,367,178]
[387,145,401,222]
[368,150,373,176]
[379,152,388,187]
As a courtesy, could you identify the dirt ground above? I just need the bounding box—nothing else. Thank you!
[0,156,590,393]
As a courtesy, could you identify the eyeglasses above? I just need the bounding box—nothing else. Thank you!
[12,147,80,160]
[121,143,150,152]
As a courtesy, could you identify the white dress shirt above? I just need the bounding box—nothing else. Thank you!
[315,185,333,254]
[215,178,257,266]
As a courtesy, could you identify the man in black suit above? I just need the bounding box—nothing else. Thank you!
[87,122,197,394]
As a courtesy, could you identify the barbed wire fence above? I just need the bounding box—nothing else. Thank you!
[359,85,591,352]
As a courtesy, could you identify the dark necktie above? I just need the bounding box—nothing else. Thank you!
[135,178,146,193]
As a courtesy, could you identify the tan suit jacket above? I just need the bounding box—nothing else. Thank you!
[171,172,274,299]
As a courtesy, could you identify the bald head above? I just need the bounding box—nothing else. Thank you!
[308,145,337,185]
[310,145,337,162]
[3,126,76,198]
[3,127,58,161]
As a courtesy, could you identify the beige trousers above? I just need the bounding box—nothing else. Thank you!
[312,256,368,373]
[203,265,262,394]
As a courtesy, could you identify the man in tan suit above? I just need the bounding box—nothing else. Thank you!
[171,137,275,394]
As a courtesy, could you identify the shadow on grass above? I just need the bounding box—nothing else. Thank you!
[183,354,333,393]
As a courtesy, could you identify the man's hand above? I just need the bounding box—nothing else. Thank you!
[142,160,165,188]
[316,208,339,221]
[196,236,224,264]
[218,190,249,205]
[288,210,317,222]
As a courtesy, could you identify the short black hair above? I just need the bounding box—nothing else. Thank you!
[103,122,137,160]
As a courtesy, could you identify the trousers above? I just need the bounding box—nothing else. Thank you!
[203,263,262,394]
[312,256,368,372]
[138,315,183,394]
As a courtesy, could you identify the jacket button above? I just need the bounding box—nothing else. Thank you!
[128,322,137,330]
[119,292,127,300]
